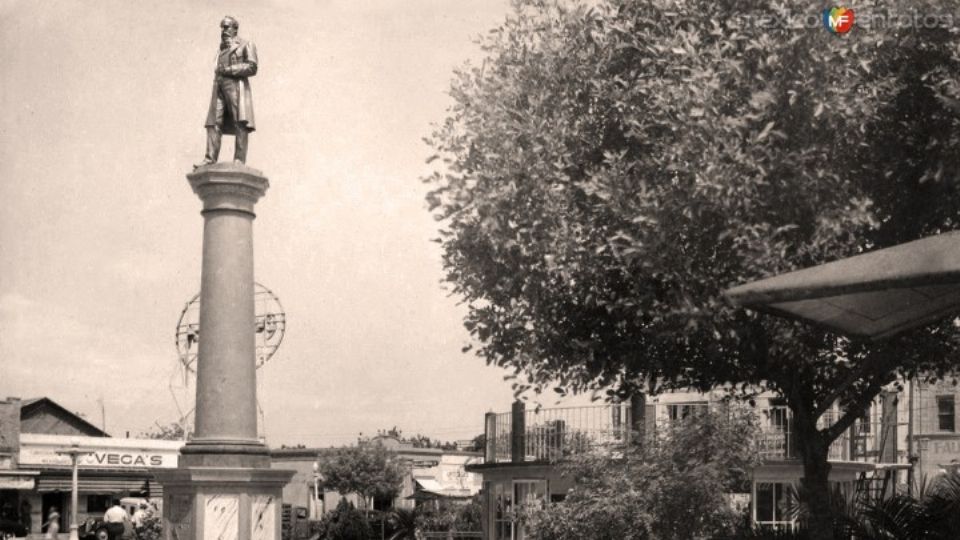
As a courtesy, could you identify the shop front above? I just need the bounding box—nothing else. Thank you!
[15,434,182,535]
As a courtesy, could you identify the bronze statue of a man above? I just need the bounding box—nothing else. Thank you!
[196,16,258,168]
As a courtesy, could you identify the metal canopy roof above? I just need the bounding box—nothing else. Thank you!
[723,231,960,340]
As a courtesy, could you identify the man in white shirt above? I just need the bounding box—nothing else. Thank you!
[131,504,148,538]
[103,501,128,540]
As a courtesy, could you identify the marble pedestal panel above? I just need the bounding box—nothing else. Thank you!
[156,467,293,540]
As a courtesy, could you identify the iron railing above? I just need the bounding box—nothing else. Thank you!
[486,403,633,463]
[487,403,890,465]
[756,406,887,462]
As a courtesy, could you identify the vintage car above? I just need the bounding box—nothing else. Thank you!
[77,517,110,540]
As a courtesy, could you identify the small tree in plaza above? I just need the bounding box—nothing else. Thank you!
[317,444,404,511]
[424,0,960,537]
[523,408,762,540]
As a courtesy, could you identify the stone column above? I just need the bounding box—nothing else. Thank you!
[484,412,497,463]
[157,163,293,540]
[183,163,266,463]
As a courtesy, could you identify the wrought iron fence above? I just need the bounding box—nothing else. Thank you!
[486,403,633,463]
[492,411,512,463]
[756,406,885,462]
[488,402,887,465]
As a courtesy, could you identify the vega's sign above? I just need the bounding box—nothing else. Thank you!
[20,448,178,469]
[85,452,167,467]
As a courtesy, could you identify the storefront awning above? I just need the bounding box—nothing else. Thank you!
[408,478,472,500]
[414,478,444,492]
[0,471,39,490]
[724,232,960,340]
[36,475,160,497]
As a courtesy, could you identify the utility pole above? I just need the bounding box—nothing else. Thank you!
[312,461,322,519]
[56,441,92,540]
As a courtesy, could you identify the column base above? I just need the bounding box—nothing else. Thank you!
[155,467,294,540]
[179,439,271,468]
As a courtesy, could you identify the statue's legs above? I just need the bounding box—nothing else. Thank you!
[205,125,223,163]
[197,96,224,168]
[234,127,249,164]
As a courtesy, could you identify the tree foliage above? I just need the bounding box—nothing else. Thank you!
[318,444,404,508]
[135,516,164,540]
[523,407,761,540]
[367,427,460,450]
[139,421,188,441]
[415,496,483,533]
[317,500,375,540]
[839,472,960,540]
[386,508,418,540]
[424,0,960,536]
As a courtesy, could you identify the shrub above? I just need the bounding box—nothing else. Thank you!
[318,500,374,540]
[524,408,761,540]
[415,497,483,533]
[136,516,163,540]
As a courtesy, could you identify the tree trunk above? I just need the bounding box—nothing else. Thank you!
[797,427,834,540]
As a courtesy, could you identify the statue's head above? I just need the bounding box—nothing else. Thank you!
[220,16,239,40]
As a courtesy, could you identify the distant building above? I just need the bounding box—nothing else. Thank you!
[912,379,960,478]
[269,434,483,522]
[467,380,960,538]
[0,396,180,537]
[18,398,109,438]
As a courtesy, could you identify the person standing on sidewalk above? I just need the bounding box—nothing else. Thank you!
[103,501,128,540]
[131,504,148,539]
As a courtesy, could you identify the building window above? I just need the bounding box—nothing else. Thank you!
[754,482,794,528]
[938,396,955,432]
[86,495,111,513]
[858,404,872,434]
[493,482,513,540]
[491,480,547,540]
[666,402,708,422]
[513,480,547,540]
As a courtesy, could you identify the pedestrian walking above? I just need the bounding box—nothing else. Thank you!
[42,507,60,539]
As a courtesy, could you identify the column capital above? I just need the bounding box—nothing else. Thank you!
[187,163,269,216]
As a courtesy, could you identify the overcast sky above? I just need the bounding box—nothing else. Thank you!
[0,0,593,446]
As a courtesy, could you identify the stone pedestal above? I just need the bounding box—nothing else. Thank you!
[159,468,291,540]
[157,163,293,540]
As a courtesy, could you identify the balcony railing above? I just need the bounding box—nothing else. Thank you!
[756,406,889,462]
[485,403,634,464]
[485,403,894,465]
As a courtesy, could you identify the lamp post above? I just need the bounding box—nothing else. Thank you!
[55,441,92,540]
[312,462,321,519]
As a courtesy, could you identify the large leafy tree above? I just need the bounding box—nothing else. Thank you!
[424,0,960,537]
[318,444,404,511]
